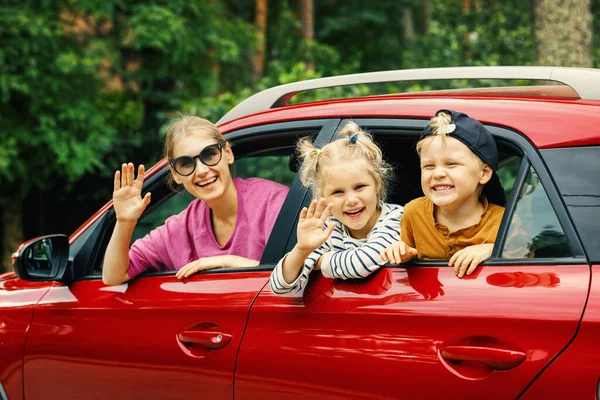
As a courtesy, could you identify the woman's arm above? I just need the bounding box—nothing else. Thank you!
[102,163,151,286]
[175,255,260,279]
[103,221,135,285]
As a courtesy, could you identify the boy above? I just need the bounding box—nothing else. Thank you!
[381,109,516,278]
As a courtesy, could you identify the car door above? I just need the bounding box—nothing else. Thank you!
[233,121,590,400]
[21,119,341,400]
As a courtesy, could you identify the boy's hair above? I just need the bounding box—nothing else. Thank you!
[297,121,392,202]
[162,114,227,189]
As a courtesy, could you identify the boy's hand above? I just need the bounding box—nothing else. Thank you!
[380,241,418,264]
[449,244,494,278]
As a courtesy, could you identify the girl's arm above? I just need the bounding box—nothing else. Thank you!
[270,199,334,296]
[320,205,403,280]
[270,245,330,295]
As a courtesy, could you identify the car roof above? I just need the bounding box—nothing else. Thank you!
[218,66,600,149]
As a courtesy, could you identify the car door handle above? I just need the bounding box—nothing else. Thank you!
[177,330,233,349]
[439,345,526,371]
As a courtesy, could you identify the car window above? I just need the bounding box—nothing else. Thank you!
[541,146,600,263]
[501,165,574,259]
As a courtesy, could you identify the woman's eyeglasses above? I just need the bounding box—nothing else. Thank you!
[169,143,224,176]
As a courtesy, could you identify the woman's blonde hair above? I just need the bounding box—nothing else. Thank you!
[163,114,227,189]
[297,121,391,202]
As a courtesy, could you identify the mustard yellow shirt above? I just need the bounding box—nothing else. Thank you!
[401,196,504,260]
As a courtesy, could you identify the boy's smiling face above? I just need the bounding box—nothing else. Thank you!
[419,136,492,211]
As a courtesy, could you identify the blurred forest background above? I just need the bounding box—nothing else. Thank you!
[1,0,599,272]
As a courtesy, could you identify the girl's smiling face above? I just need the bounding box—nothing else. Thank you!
[419,135,492,211]
[321,159,381,239]
[171,131,235,203]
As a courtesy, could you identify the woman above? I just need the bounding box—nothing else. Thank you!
[102,116,289,285]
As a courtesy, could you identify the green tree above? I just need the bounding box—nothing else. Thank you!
[0,0,256,272]
[535,0,593,67]
[0,1,142,271]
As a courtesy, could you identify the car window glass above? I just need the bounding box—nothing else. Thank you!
[131,190,195,243]
[501,165,574,259]
[233,155,296,187]
[541,146,600,262]
[497,154,521,200]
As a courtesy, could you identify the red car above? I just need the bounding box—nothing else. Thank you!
[3,66,600,400]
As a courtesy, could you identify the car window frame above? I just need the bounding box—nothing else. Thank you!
[284,117,587,269]
[76,118,343,280]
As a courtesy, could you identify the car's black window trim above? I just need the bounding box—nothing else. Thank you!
[492,156,530,258]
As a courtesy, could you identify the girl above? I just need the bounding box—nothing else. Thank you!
[270,121,403,295]
[102,115,289,285]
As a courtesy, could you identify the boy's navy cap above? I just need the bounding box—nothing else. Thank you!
[421,109,499,170]
[421,109,506,206]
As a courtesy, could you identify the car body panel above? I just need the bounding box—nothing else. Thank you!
[0,278,52,400]
[22,271,268,400]
[520,264,599,399]
[235,265,589,400]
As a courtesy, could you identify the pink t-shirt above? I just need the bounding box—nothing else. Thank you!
[127,177,289,279]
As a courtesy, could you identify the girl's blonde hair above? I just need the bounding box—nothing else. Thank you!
[297,121,391,202]
[163,114,227,189]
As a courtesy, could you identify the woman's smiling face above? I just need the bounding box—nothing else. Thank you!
[321,159,381,239]
[419,135,491,211]
[171,131,235,203]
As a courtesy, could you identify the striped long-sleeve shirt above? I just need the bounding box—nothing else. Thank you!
[270,202,403,296]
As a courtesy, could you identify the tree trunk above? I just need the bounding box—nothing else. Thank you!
[1,195,23,273]
[403,8,414,42]
[421,0,430,35]
[253,0,268,82]
[535,0,593,67]
[463,0,472,63]
[299,0,314,71]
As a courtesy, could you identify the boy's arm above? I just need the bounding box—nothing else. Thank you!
[320,207,402,280]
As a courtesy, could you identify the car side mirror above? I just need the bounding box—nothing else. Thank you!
[12,235,70,281]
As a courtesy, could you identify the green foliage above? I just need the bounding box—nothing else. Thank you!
[404,0,535,70]
[0,1,141,194]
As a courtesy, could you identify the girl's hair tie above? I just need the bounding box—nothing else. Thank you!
[313,148,323,156]
[349,134,359,144]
